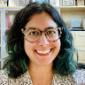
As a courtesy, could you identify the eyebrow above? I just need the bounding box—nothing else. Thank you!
[24,27,37,32]
[25,26,57,31]
[45,27,56,30]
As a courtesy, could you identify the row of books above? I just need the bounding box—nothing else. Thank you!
[5,15,85,31]
[0,0,85,7]
[0,0,59,7]
[61,0,85,6]
[1,15,85,31]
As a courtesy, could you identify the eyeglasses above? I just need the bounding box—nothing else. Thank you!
[21,27,62,42]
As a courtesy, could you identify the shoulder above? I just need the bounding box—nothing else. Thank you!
[0,70,8,85]
[0,70,17,85]
[54,69,85,85]
[73,69,85,84]
[53,73,75,84]
[0,70,32,85]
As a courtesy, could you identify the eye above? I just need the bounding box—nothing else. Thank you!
[46,30,58,36]
[27,30,40,36]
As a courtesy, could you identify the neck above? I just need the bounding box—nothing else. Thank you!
[28,63,53,85]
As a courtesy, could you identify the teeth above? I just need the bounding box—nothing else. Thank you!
[36,50,50,54]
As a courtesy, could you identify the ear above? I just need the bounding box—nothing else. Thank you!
[58,27,62,35]
[21,28,24,33]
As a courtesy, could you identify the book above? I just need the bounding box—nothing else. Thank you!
[8,0,30,7]
[6,15,15,30]
[82,19,85,30]
[62,0,75,6]
[70,17,84,31]
[32,0,49,3]
[70,17,81,28]
[49,0,60,7]
[0,0,7,6]
[8,0,18,7]
[77,0,84,6]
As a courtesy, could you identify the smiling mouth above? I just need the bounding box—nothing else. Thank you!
[34,49,52,56]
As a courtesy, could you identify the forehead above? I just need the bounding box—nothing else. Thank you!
[25,12,57,31]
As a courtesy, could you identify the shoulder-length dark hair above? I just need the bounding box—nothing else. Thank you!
[3,2,77,78]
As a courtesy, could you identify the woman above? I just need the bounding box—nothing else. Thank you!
[0,2,85,85]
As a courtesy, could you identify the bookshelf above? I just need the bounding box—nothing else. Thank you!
[0,0,85,69]
[60,5,85,64]
[60,6,85,30]
[71,31,85,64]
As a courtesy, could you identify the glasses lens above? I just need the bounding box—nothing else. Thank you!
[24,29,40,42]
[46,29,60,41]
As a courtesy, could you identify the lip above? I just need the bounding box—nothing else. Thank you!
[34,49,52,56]
[36,49,50,54]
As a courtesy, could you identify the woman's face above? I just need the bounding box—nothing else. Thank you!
[24,12,61,66]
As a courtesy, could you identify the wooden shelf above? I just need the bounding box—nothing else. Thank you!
[60,6,85,8]
[0,6,23,11]
[60,6,85,11]
[0,6,85,11]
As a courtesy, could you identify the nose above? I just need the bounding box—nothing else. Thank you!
[38,34,49,46]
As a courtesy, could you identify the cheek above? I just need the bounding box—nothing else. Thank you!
[24,40,34,57]
[57,40,61,49]
[54,40,61,55]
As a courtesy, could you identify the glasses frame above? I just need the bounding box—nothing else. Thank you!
[21,27,62,43]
